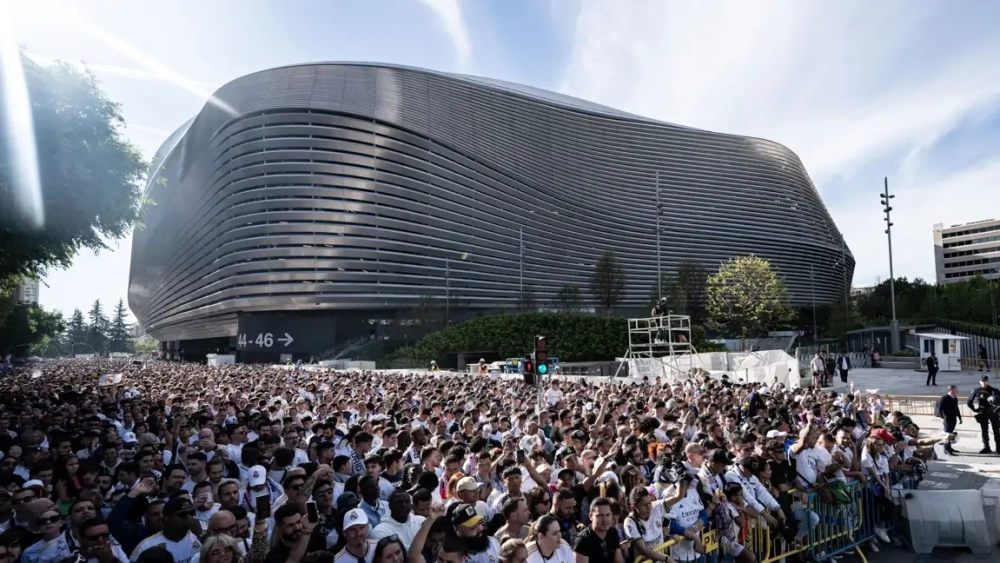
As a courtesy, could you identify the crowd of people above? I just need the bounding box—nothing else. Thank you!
[0,358,940,563]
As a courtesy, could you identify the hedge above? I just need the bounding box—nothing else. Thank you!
[383,312,725,366]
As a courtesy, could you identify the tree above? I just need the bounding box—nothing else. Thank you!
[67,308,88,350]
[108,298,132,353]
[0,53,147,291]
[133,338,159,356]
[590,251,626,316]
[0,293,64,357]
[517,288,537,312]
[554,285,583,313]
[706,255,793,344]
[648,260,709,322]
[86,299,109,354]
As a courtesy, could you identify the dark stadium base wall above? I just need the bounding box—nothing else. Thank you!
[163,308,488,364]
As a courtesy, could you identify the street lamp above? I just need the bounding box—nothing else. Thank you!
[656,171,663,300]
[881,177,900,353]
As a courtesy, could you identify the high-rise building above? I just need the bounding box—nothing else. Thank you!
[15,279,40,304]
[129,63,853,360]
[933,219,1000,284]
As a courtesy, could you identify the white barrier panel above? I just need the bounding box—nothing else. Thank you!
[900,490,991,555]
[623,350,801,388]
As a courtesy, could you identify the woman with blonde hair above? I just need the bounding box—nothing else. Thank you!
[199,534,241,563]
[499,539,528,563]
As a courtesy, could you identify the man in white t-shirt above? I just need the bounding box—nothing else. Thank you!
[130,498,202,563]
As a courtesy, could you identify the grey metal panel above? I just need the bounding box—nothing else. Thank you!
[129,63,854,341]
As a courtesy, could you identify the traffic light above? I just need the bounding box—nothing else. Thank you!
[534,335,548,376]
[522,356,535,385]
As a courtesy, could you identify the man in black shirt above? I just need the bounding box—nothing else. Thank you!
[968,375,1000,454]
[939,385,962,455]
[573,498,623,563]
[926,353,939,386]
[264,504,326,563]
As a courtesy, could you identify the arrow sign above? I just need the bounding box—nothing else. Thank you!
[278,333,294,347]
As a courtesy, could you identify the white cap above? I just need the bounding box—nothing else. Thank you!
[456,477,482,492]
[249,465,267,487]
[766,430,788,439]
[124,432,138,444]
[24,480,44,489]
[759,386,771,396]
[343,508,369,529]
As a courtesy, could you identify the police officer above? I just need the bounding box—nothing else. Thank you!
[967,375,1000,454]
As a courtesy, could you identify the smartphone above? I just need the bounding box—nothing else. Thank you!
[516,450,527,464]
[306,500,319,524]
[256,494,271,520]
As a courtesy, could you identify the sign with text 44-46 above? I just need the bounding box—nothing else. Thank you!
[235,314,337,353]
[237,332,294,349]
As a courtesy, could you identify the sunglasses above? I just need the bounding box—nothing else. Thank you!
[174,510,192,519]
[377,534,400,546]
[85,531,112,542]
[38,515,62,525]
[314,488,333,497]
[286,483,304,491]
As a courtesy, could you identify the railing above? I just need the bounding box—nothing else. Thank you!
[885,394,977,418]
[637,479,910,563]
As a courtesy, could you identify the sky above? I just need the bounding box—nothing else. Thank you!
[6,0,1000,321]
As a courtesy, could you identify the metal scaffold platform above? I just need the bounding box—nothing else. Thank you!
[614,314,700,379]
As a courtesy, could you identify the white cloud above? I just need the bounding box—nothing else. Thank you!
[414,0,472,68]
[558,0,1000,285]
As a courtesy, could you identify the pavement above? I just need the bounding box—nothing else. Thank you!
[819,368,1000,562]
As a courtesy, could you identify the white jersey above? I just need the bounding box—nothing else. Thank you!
[624,499,669,549]
[526,541,575,563]
[465,537,501,563]
[334,540,378,563]
[130,531,202,563]
[665,487,704,563]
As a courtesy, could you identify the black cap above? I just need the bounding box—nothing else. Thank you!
[982,375,990,382]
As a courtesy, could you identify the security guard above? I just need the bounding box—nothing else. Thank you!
[967,374,1000,454]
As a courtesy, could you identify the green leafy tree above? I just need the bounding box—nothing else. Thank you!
[108,298,132,353]
[517,288,537,312]
[706,255,793,344]
[0,53,147,291]
[86,299,109,354]
[554,284,582,313]
[589,250,626,316]
[67,308,88,351]
[133,338,159,356]
[0,295,64,357]
[648,260,709,323]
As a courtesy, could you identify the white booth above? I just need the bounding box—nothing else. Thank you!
[207,354,236,367]
[914,333,969,372]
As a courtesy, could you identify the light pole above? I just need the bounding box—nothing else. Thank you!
[518,227,524,300]
[810,264,818,340]
[656,171,662,300]
[445,258,450,326]
[881,177,900,353]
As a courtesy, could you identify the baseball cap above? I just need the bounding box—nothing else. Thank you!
[336,492,360,511]
[343,508,369,530]
[23,480,44,490]
[452,503,483,528]
[765,430,787,439]
[248,465,267,487]
[982,375,990,382]
[456,477,482,493]
[124,432,138,444]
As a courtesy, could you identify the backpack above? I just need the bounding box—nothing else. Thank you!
[934,399,943,419]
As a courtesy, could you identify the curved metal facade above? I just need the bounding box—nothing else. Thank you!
[129,63,854,341]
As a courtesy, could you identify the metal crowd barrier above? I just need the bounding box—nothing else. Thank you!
[884,394,977,418]
[637,481,905,563]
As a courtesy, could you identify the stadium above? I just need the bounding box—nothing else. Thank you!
[128,62,854,362]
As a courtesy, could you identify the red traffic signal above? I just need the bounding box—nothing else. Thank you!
[523,357,534,374]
